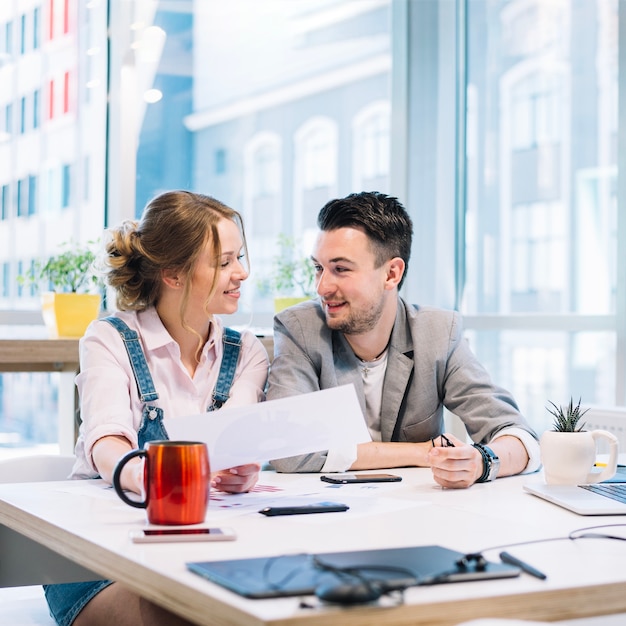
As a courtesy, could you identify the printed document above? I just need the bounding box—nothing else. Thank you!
[163,384,371,471]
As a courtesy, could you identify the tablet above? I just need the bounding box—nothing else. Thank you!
[187,544,520,599]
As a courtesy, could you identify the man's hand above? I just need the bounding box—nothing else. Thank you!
[427,433,483,489]
[211,463,260,493]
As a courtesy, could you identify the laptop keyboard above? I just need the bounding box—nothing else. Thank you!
[580,483,626,504]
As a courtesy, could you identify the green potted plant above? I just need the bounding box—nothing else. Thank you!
[540,397,618,485]
[261,234,316,312]
[546,397,588,432]
[19,240,103,338]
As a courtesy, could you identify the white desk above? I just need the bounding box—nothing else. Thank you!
[1,468,626,626]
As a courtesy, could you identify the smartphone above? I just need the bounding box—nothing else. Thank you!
[320,473,402,484]
[259,502,349,516]
[129,526,236,543]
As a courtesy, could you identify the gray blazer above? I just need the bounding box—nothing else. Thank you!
[267,297,537,472]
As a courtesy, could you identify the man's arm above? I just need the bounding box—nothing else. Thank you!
[349,441,432,470]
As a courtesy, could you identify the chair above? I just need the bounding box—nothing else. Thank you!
[0,454,76,626]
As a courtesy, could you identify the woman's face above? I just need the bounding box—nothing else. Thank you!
[189,218,248,316]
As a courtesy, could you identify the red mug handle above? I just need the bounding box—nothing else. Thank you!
[112,448,147,509]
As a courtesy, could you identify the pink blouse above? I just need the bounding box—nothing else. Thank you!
[72,308,269,478]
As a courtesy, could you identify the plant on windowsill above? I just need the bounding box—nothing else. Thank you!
[258,234,316,312]
[540,397,619,485]
[18,240,103,338]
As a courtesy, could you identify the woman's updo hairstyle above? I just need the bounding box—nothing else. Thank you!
[104,190,246,312]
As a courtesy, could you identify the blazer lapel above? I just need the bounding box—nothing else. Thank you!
[333,332,367,418]
[381,302,415,441]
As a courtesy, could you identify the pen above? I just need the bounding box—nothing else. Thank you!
[499,551,547,580]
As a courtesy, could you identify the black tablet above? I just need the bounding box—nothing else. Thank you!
[187,544,520,599]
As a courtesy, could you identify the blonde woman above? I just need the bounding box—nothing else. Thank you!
[45,190,269,626]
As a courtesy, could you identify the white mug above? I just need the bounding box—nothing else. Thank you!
[540,429,619,485]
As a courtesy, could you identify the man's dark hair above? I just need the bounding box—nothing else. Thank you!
[317,191,413,288]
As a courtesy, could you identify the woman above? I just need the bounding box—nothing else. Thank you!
[45,190,269,626]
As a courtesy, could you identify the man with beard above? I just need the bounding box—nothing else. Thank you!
[266,191,539,488]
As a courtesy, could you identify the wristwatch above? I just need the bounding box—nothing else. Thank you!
[473,443,500,483]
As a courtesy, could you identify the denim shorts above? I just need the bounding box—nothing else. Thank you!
[44,580,113,626]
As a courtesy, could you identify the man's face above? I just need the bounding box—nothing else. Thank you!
[312,227,389,335]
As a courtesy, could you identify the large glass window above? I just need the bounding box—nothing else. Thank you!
[0,0,107,451]
[0,0,624,452]
[463,0,620,431]
[113,0,393,318]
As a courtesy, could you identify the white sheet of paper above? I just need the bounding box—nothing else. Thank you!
[163,384,371,471]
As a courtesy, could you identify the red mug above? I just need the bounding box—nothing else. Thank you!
[112,440,210,525]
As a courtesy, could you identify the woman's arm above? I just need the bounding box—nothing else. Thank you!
[92,434,143,493]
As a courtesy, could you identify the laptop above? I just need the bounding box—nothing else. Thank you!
[523,466,626,515]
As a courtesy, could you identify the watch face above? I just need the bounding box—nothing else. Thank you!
[484,446,500,481]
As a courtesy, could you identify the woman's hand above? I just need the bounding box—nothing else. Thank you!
[211,463,260,493]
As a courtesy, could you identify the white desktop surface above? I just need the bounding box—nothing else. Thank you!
[1,468,626,626]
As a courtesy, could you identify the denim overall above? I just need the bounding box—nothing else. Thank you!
[44,317,241,626]
[103,316,242,446]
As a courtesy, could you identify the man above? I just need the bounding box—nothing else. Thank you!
[267,191,540,488]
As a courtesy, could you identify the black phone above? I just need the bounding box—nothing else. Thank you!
[320,473,402,484]
[259,502,349,516]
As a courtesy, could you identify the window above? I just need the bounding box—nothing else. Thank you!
[1,262,9,297]
[33,89,40,129]
[48,0,54,40]
[20,14,26,55]
[33,7,40,50]
[47,0,71,41]
[28,175,37,216]
[61,163,71,208]
[511,202,566,311]
[4,21,12,55]
[463,0,619,431]
[0,0,107,453]
[294,117,338,234]
[1,184,9,220]
[244,132,282,238]
[63,0,70,35]
[1,0,623,453]
[63,70,70,114]
[352,101,390,191]
[19,95,26,134]
[131,0,392,313]
[3,103,12,136]
[47,79,54,120]
[16,178,27,217]
[509,73,563,150]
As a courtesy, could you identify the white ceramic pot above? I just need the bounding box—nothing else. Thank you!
[540,429,619,485]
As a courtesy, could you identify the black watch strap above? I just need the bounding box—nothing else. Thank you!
[473,443,500,483]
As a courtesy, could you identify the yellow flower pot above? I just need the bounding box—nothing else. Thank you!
[41,292,101,338]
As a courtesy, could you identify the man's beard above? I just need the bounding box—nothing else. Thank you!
[325,299,385,335]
